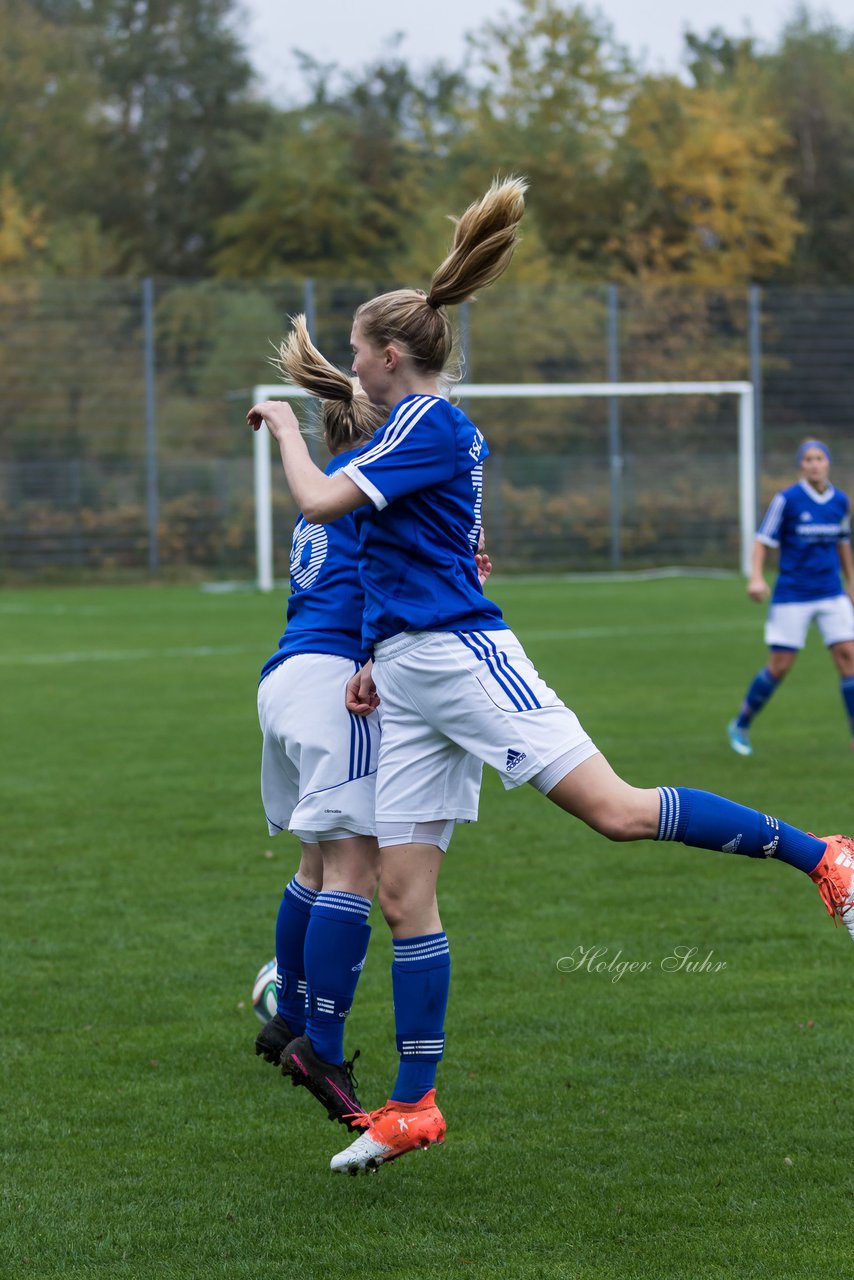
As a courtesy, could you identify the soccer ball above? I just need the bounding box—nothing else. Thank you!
[252,959,278,1023]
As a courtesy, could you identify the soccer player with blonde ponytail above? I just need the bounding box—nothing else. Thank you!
[250,178,854,1176]
[253,316,385,1133]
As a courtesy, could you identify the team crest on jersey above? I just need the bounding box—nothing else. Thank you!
[469,430,484,462]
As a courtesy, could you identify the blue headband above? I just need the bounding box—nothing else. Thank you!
[797,439,831,465]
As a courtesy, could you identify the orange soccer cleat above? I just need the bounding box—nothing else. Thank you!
[330,1089,446,1174]
[809,835,854,943]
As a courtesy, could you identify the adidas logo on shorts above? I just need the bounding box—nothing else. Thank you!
[505,748,527,772]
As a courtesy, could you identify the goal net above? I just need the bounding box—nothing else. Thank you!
[251,380,755,591]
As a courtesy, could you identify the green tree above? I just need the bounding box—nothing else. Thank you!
[612,72,801,283]
[213,50,473,280]
[764,10,854,282]
[0,178,46,269]
[461,0,635,275]
[213,107,409,278]
[0,1,97,192]
[683,27,758,88]
[26,0,270,274]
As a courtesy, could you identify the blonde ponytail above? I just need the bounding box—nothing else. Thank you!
[429,175,528,309]
[274,314,386,452]
[354,176,528,380]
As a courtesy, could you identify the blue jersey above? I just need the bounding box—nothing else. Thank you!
[342,393,506,647]
[260,444,369,681]
[757,479,850,604]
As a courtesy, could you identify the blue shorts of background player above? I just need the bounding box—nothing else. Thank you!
[727,440,854,757]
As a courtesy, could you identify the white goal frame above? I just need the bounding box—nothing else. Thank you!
[251,380,755,591]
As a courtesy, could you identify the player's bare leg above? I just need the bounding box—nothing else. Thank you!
[377,841,444,936]
[318,834,380,900]
[544,753,659,839]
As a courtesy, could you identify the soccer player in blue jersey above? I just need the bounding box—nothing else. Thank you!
[253,316,385,1132]
[248,177,854,1175]
[727,440,854,756]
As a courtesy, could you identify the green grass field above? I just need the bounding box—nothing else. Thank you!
[2,576,852,1280]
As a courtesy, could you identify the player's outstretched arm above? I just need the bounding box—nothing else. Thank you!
[247,399,368,523]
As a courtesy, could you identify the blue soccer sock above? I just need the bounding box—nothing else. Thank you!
[736,666,781,729]
[274,876,318,1033]
[304,891,371,1066]
[656,786,825,875]
[390,933,451,1104]
[840,675,854,738]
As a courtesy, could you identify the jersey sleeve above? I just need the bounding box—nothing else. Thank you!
[756,492,786,547]
[341,398,456,510]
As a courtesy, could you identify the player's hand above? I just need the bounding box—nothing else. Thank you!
[346,662,379,715]
[247,400,300,441]
[474,528,492,586]
[475,551,492,586]
[747,576,770,603]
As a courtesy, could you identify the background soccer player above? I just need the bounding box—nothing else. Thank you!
[727,440,854,756]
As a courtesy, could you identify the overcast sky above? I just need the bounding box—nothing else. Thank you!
[241,0,854,102]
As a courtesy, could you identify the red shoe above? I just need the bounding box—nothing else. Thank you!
[330,1089,446,1174]
[810,835,854,942]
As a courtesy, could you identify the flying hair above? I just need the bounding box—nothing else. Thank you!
[274,314,386,453]
[354,175,528,380]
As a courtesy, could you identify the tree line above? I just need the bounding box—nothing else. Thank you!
[2,0,854,286]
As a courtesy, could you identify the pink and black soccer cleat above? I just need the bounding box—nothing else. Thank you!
[280,1035,368,1131]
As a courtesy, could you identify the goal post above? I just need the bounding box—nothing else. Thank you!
[251,380,755,592]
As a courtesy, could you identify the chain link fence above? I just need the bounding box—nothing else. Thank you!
[1,279,852,580]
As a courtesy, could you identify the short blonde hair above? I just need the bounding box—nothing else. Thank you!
[354,176,528,381]
[274,315,386,452]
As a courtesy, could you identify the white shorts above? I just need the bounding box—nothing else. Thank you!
[372,629,598,823]
[257,653,379,842]
[765,595,854,650]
